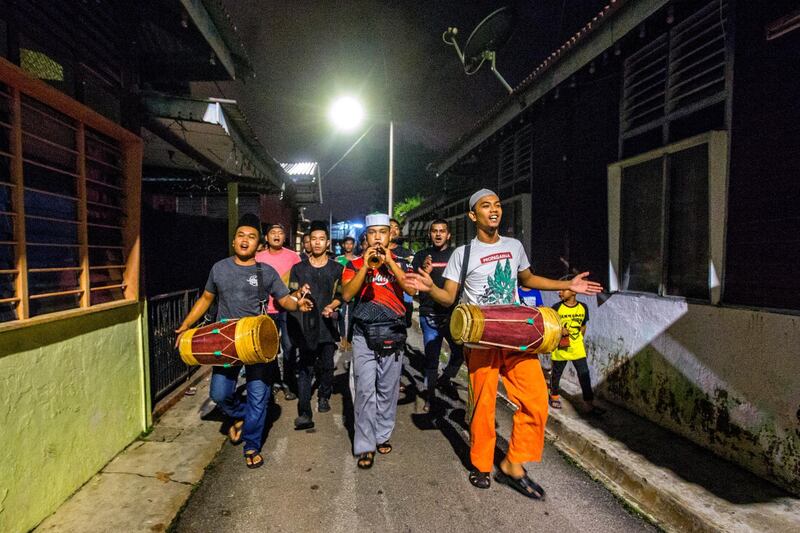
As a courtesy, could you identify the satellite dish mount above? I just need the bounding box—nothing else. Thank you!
[443,6,517,94]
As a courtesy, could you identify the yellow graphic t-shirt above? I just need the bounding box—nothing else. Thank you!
[552,301,589,361]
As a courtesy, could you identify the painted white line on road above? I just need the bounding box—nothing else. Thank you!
[331,452,359,533]
[271,436,288,463]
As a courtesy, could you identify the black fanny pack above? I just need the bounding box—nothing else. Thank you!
[358,319,407,357]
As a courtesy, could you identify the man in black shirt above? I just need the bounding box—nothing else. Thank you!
[411,219,463,411]
[287,221,344,430]
[176,214,312,469]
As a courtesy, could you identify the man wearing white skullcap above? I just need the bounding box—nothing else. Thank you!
[409,190,603,498]
[341,213,416,469]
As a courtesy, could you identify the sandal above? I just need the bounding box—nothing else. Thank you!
[357,452,375,469]
[228,420,244,444]
[494,468,545,500]
[244,450,264,469]
[377,442,392,455]
[468,470,491,489]
[549,395,562,409]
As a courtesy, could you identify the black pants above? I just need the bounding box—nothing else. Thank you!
[297,342,337,418]
[550,358,594,402]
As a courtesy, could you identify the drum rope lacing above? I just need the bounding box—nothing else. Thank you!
[188,322,240,362]
[476,317,547,351]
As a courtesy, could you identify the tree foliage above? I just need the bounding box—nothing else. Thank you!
[392,195,424,223]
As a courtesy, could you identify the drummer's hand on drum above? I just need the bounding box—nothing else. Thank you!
[174,324,189,349]
[569,272,604,295]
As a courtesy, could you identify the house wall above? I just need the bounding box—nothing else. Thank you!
[0,303,147,532]
[580,293,800,494]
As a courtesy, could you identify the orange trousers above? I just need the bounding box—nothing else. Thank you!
[466,346,549,473]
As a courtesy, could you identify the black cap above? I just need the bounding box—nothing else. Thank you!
[237,213,262,235]
[309,220,329,237]
[264,222,286,232]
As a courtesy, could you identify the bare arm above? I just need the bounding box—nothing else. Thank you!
[176,290,215,334]
[518,269,603,295]
[408,268,460,307]
[277,286,313,312]
[341,263,369,302]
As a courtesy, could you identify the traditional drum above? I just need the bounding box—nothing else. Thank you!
[178,316,279,366]
[449,303,561,354]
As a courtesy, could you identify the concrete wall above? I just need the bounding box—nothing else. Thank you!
[0,303,148,533]
[568,292,800,494]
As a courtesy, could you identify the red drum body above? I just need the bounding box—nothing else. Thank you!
[449,304,561,354]
[178,316,279,366]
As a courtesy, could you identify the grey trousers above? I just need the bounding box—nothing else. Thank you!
[351,334,403,455]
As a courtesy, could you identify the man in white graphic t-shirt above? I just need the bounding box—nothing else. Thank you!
[409,189,602,499]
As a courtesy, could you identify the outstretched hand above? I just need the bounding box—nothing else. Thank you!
[569,272,603,295]
[406,268,434,293]
[296,284,313,312]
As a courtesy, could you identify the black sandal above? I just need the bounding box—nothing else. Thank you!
[468,470,491,489]
[244,450,264,469]
[494,468,545,499]
[357,452,375,469]
[377,442,392,455]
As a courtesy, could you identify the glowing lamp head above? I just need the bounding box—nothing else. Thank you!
[329,96,364,132]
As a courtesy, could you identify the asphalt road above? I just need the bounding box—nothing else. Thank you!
[174,331,657,533]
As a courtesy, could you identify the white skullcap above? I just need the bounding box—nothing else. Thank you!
[365,213,391,227]
[469,188,498,210]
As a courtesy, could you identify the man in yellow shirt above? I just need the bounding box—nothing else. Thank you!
[550,285,605,416]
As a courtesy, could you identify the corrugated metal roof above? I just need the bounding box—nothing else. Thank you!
[281,162,319,176]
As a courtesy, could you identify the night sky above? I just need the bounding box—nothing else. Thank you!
[193,1,609,220]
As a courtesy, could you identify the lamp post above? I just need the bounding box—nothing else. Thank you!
[328,96,395,217]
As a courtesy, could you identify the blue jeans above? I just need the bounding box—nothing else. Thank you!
[210,364,271,454]
[420,315,464,391]
[269,312,296,391]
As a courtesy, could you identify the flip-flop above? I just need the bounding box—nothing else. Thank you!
[377,442,392,455]
[468,470,491,489]
[244,451,264,469]
[494,469,546,500]
[228,420,244,444]
[357,452,375,469]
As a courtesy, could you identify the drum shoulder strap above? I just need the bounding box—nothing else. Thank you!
[452,244,471,309]
[256,262,268,315]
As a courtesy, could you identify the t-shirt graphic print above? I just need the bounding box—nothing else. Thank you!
[443,236,530,306]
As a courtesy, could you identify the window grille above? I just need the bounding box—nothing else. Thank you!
[621,0,728,147]
[498,124,533,187]
[0,59,140,323]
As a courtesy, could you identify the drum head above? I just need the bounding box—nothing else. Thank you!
[255,316,279,362]
[449,305,470,345]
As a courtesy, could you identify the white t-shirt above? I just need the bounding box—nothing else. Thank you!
[443,236,530,305]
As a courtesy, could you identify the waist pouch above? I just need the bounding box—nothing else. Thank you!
[358,320,407,357]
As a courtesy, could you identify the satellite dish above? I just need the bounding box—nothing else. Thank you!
[443,6,518,93]
[463,7,517,74]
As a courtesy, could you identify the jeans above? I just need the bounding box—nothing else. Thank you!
[210,363,271,454]
[420,315,464,391]
[297,342,337,418]
[550,358,594,401]
[269,312,296,391]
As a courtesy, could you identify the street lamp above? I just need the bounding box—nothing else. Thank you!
[328,96,395,217]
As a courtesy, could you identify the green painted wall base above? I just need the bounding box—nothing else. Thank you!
[0,303,147,533]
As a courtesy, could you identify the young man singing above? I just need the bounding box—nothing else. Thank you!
[287,221,344,430]
[176,214,312,469]
[410,219,463,412]
[256,223,301,400]
[409,190,602,498]
[341,213,416,470]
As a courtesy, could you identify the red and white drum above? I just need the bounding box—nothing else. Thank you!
[449,303,561,354]
[178,316,279,366]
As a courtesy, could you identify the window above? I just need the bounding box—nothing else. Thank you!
[498,124,532,195]
[608,132,727,303]
[0,59,140,324]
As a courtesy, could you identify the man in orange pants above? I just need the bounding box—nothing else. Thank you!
[409,189,602,499]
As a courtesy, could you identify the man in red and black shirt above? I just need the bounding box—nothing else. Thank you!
[341,213,415,470]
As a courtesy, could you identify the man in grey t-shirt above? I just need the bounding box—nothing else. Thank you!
[176,214,312,469]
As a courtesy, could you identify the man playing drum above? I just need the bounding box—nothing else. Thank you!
[176,214,312,469]
[409,189,602,498]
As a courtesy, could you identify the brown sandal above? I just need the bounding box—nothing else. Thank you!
[357,452,375,469]
[244,450,263,469]
[228,420,244,444]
